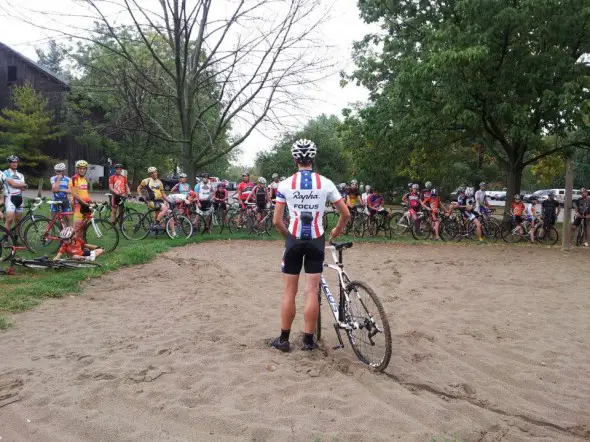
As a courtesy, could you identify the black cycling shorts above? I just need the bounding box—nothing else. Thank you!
[200,200,211,211]
[573,217,584,227]
[281,235,325,275]
[514,215,523,223]
[256,203,266,212]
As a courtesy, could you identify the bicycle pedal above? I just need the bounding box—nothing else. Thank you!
[332,344,344,350]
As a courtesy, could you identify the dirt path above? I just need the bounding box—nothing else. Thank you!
[1,241,589,441]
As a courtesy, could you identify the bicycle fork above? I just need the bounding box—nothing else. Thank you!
[319,274,346,350]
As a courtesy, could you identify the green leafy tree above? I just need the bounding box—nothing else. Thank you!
[0,84,61,172]
[256,114,352,184]
[351,0,590,211]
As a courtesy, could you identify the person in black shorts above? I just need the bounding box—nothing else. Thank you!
[247,177,271,226]
[541,191,560,226]
[570,187,590,247]
[269,139,350,352]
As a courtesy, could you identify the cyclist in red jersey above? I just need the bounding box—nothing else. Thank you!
[212,181,229,211]
[402,184,421,222]
[421,188,445,240]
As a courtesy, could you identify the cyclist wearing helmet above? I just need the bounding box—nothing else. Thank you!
[194,173,213,210]
[571,187,590,247]
[346,179,361,209]
[270,138,350,353]
[510,193,527,237]
[50,163,71,221]
[457,187,483,241]
[420,181,433,203]
[137,166,168,227]
[108,163,130,224]
[421,188,445,240]
[361,185,371,209]
[270,173,280,203]
[212,180,229,212]
[247,177,271,225]
[475,182,492,215]
[53,227,104,261]
[367,188,387,217]
[402,184,421,221]
[541,191,560,226]
[338,182,347,199]
[171,173,191,195]
[3,155,27,232]
[69,160,95,235]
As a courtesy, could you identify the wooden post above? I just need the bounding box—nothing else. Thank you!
[562,155,573,250]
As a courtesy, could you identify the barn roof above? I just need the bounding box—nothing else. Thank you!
[0,41,69,88]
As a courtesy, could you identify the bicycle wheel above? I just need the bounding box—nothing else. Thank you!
[120,212,148,240]
[166,215,193,239]
[211,209,225,234]
[57,259,102,269]
[576,223,584,246]
[390,212,410,236]
[411,217,431,240]
[0,226,14,262]
[23,218,62,254]
[84,219,119,253]
[535,224,559,245]
[323,211,339,231]
[501,222,522,243]
[482,219,500,242]
[21,259,55,269]
[352,213,366,238]
[189,212,207,235]
[344,280,392,372]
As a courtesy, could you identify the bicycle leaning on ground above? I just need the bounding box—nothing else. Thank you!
[315,241,392,372]
[0,245,101,271]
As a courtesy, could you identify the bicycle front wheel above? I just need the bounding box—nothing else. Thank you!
[57,259,102,269]
[84,219,119,253]
[23,218,62,254]
[390,212,409,236]
[0,226,14,262]
[344,280,392,372]
[166,215,193,239]
[535,224,559,245]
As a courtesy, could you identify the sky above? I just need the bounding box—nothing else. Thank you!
[0,0,376,166]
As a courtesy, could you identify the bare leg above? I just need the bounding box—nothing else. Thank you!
[280,274,299,330]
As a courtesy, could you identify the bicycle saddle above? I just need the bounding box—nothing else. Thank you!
[331,241,353,250]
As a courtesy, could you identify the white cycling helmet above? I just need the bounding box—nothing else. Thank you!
[465,187,475,197]
[351,179,358,186]
[365,185,371,191]
[7,155,19,163]
[147,166,157,173]
[425,181,432,189]
[178,173,187,178]
[291,139,317,161]
[257,177,267,184]
[75,160,88,168]
[54,163,66,171]
[59,226,75,239]
[412,184,419,190]
[272,173,278,179]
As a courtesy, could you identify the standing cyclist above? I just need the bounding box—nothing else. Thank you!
[69,160,95,237]
[108,164,131,224]
[270,139,350,352]
[50,163,71,222]
[570,187,590,247]
[3,155,27,233]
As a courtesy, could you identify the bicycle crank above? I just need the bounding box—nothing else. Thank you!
[332,323,345,350]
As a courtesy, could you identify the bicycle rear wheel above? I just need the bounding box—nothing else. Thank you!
[120,212,148,240]
[57,259,102,269]
[84,219,119,253]
[390,212,410,236]
[411,217,431,240]
[576,223,585,246]
[501,222,522,243]
[344,281,392,372]
[535,224,559,245]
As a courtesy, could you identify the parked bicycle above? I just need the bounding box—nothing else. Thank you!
[0,197,48,255]
[316,241,392,372]
[1,245,101,270]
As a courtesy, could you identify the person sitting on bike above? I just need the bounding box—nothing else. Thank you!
[346,179,361,211]
[421,188,444,240]
[402,183,421,222]
[50,163,71,222]
[137,166,168,229]
[541,191,560,226]
[212,180,229,212]
[475,182,493,217]
[570,187,590,247]
[108,163,131,224]
[247,177,271,226]
[457,187,483,241]
[269,173,280,204]
[270,138,350,352]
[171,173,191,195]
[195,173,214,231]
[420,181,432,204]
[0,170,6,222]
[53,226,104,261]
[69,160,95,238]
[361,184,371,209]
[3,155,27,234]
[510,193,527,236]
[525,195,540,243]
[367,188,387,218]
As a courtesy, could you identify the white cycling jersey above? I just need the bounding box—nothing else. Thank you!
[194,182,213,201]
[276,170,342,240]
[3,169,25,196]
[167,193,188,204]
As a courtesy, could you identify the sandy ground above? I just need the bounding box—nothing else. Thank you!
[0,241,589,441]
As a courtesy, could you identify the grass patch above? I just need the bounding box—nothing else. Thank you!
[0,316,11,330]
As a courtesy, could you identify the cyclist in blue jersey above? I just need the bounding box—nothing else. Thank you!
[270,139,350,352]
[171,173,191,195]
[50,163,71,222]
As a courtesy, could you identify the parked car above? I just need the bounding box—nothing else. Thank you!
[161,176,179,191]
[226,181,237,191]
[546,188,581,206]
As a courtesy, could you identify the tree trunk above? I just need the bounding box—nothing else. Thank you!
[503,159,523,218]
[562,155,573,250]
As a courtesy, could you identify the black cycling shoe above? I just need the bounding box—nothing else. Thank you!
[301,341,318,351]
[269,337,290,353]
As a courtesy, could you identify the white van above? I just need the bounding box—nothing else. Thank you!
[548,189,581,206]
